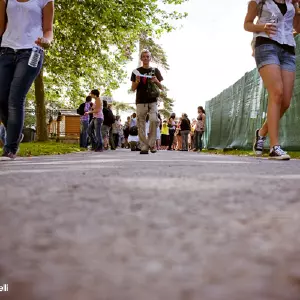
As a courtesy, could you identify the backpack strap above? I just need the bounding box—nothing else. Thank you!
[258,0,266,18]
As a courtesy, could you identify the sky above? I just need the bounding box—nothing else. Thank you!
[112,0,257,120]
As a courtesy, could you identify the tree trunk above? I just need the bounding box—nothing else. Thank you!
[34,67,48,141]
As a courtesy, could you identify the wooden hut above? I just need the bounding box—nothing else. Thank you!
[48,110,80,141]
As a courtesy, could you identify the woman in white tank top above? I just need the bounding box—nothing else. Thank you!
[244,0,300,160]
[0,0,54,159]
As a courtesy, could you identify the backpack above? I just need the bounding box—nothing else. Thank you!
[129,126,138,136]
[107,109,115,126]
[77,103,85,116]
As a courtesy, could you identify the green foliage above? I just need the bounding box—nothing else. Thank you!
[158,86,175,118]
[112,101,135,115]
[41,0,188,108]
[139,33,170,70]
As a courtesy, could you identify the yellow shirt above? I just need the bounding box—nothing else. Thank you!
[161,124,169,135]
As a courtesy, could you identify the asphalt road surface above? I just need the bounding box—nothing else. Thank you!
[1,150,300,300]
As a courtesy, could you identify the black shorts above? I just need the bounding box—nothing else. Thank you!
[161,134,169,146]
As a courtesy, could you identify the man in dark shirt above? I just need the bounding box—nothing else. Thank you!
[131,49,164,154]
[102,100,116,150]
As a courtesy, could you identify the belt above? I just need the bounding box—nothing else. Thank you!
[0,47,32,53]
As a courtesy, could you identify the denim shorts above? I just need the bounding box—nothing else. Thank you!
[255,43,296,72]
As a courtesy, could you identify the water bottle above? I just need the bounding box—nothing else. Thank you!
[268,13,278,24]
[28,46,42,68]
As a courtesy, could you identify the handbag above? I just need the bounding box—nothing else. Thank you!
[146,68,160,99]
[0,0,8,46]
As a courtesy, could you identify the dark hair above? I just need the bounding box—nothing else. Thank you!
[116,115,120,121]
[103,100,108,108]
[170,112,176,119]
[158,113,161,120]
[132,113,137,118]
[86,96,92,102]
[91,89,100,97]
[146,114,149,122]
[198,106,205,114]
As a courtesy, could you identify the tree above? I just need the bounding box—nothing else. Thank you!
[112,101,135,116]
[158,87,175,119]
[138,33,170,70]
[33,0,188,141]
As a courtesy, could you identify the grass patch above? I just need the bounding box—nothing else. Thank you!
[202,149,300,159]
[1,142,86,157]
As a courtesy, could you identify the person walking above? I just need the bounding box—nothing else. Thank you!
[87,89,103,152]
[0,0,54,159]
[193,106,206,152]
[77,96,93,148]
[160,120,169,150]
[180,113,191,151]
[112,115,121,148]
[131,49,164,154]
[244,0,300,160]
[167,113,176,150]
[102,102,116,150]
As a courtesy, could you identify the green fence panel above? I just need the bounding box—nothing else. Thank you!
[205,36,300,150]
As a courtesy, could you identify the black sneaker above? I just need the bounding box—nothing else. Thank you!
[150,147,157,153]
[140,150,149,154]
[1,151,16,161]
[269,146,290,160]
[253,129,266,156]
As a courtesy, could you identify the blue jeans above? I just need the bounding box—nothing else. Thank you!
[0,47,44,154]
[194,131,203,151]
[80,120,89,148]
[0,124,6,145]
[88,119,96,149]
[94,118,103,151]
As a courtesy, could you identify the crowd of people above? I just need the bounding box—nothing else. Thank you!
[78,101,206,153]
[78,48,205,155]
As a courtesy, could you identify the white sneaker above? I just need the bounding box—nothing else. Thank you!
[269,146,290,160]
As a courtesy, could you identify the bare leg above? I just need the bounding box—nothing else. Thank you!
[259,68,295,143]
[258,65,283,148]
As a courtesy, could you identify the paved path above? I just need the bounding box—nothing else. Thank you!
[1,150,300,300]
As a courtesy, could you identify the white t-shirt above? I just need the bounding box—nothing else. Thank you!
[2,0,54,50]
